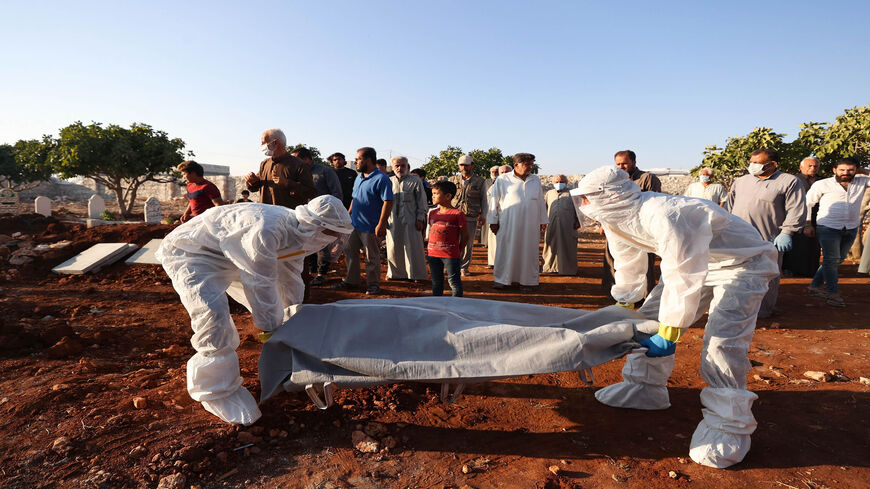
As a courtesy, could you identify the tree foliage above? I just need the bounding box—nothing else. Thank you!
[51,121,188,216]
[0,139,55,191]
[288,143,328,167]
[421,146,528,179]
[696,105,870,186]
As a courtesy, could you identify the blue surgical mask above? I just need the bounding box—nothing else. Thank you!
[554,182,567,191]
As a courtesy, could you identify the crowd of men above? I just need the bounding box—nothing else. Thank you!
[174,129,869,312]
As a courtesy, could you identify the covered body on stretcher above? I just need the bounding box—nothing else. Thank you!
[257,297,660,408]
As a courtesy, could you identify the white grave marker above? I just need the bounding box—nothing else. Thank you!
[88,194,106,219]
[34,196,51,217]
[0,188,19,214]
[144,197,162,223]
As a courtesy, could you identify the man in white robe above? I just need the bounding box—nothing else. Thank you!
[487,154,548,288]
[487,165,512,267]
[543,174,580,275]
[386,156,428,280]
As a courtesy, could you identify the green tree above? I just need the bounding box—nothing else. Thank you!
[288,143,328,166]
[51,121,188,216]
[695,127,787,186]
[696,105,870,185]
[422,146,535,179]
[421,145,465,178]
[0,138,55,191]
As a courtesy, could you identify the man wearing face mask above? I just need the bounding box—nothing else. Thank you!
[449,155,488,277]
[728,148,806,318]
[782,157,822,277]
[684,167,727,207]
[542,174,580,275]
[156,196,352,425]
[386,156,428,281]
[245,128,317,208]
[573,166,779,469]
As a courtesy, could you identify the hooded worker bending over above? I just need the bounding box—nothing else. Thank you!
[156,195,352,425]
[572,166,778,468]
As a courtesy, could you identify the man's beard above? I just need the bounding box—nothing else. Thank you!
[835,174,854,183]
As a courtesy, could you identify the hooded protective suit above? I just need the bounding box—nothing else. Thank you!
[156,196,352,425]
[572,166,779,468]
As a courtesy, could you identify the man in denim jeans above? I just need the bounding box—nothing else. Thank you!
[804,158,870,307]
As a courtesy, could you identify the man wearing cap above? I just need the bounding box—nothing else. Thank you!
[449,155,487,276]
[488,154,548,289]
[386,156,428,281]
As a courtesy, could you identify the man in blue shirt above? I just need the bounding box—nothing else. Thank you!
[334,147,394,295]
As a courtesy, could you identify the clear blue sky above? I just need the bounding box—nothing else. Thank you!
[2,1,868,176]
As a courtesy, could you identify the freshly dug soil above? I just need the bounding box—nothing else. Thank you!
[1,220,868,489]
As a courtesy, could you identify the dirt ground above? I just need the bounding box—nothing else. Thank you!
[1,212,868,489]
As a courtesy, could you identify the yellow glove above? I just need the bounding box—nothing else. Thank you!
[257,332,273,343]
[657,324,682,342]
[615,302,635,310]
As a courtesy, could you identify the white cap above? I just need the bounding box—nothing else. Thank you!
[457,155,473,166]
[296,195,353,234]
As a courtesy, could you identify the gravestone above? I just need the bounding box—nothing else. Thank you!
[0,187,19,214]
[34,196,51,217]
[144,197,162,223]
[88,194,106,219]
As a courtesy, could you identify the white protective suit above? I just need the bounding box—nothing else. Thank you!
[572,167,779,468]
[156,196,353,425]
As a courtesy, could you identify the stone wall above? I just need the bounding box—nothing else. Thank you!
[20,173,697,205]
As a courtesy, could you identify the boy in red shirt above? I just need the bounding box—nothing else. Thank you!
[178,160,223,222]
[427,180,469,296]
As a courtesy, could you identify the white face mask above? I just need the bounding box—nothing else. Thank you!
[260,142,274,157]
[554,182,567,191]
[699,175,711,183]
[747,162,767,176]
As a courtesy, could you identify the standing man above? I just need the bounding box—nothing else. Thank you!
[245,129,317,208]
[782,157,822,277]
[335,147,394,295]
[330,152,358,209]
[292,147,343,286]
[480,165,500,248]
[178,160,223,222]
[487,153,547,289]
[386,156,428,281]
[542,174,580,275]
[576,166,779,469]
[487,165,512,268]
[684,167,727,206]
[602,150,662,297]
[804,158,870,307]
[449,155,487,276]
[728,148,806,318]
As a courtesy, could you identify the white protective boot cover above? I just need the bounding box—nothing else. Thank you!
[689,387,758,468]
[201,387,262,426]
[188,347,261,425]
[594,351,674,410]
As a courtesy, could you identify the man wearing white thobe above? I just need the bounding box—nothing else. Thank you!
[386,156,428,280]
[488,153,548,288]
[487,165,512,267]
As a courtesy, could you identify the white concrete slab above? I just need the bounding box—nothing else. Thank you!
[34,196,51,217]
[52,243,138,274]
[125,239,163,265]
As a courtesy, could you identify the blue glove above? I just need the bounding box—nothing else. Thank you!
[639,334,677,357]
[773,233,793,252]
